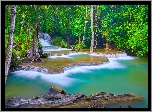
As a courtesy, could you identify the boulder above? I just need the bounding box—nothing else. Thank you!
[60,90,66,95]
[48,87,61,95]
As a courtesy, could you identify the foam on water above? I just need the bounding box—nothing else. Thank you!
[68,52,87,56]
[62,60,126,77]
[12,57,129,87]
[89,53,135,60]
[39,39,51,46]
[48,52,87,59]
[13,70,77,87]
[48,55,72,59]
[43,48,72,52]
[109,56,136,60]
[12,52,135,87]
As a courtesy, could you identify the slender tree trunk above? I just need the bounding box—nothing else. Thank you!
[28,21,40,62]
[26,22,30,50]
[90,5,94,53]
[94,5,98,50]
[105,40,109,49]
[5,5,16,84]
[19,15,25,42]
[78,35,80,43]
[83,5,87,41]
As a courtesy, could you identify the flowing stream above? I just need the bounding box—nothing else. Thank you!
[5,36,148,108]
[5,55,148,108]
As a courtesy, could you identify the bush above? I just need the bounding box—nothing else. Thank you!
[52,36,67,48]
[75,41,86,51]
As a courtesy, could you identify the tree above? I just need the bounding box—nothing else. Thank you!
[90,5,94,53]
[109,5,148,56]
[5,5,16,84]
[25,5,42,62]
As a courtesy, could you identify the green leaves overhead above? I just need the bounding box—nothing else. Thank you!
[5,5,148,57]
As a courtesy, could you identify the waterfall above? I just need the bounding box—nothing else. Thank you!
[38,33,51,41]
[38,33,51,46]
[38,33,57,49]
[38,33,71,52]
[39,38,51,46]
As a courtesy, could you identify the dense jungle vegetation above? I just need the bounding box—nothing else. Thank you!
[5,5,148,83]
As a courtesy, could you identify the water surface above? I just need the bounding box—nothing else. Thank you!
[5,55,148,108]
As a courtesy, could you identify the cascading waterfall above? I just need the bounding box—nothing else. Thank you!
[39,38,51,46]
[38,33,71,52]
[38,33,128,58]
[38,33,58,50]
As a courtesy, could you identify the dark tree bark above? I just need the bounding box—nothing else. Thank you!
[5,5,16,84]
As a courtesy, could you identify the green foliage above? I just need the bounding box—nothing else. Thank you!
[52,36,67,47]
[60,40,67,48]
[98,5,148,57]
[75,40,86,51]
[5,5,148,59]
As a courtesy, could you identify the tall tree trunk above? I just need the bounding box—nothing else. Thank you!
[90,5,94,53]
[26,22,30,50]
[78,35,80,43]
[32,21,39,59]
[5,5,16,84]
[105,40,109,49]
[94,5,98,50]
[27,21,40,62]
[83,5,87,41]
[19,14,25,43]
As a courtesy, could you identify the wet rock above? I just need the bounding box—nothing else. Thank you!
[128,105,132,108]
[60,90,66,95]
[57,54,62,56]
[48,87,61,95]
[5,87,141,108]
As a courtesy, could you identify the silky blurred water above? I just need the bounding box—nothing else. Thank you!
[5,55,148,108]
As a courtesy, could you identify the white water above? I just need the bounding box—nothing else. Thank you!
[39,38,71,52]
[48,52,87,59]
[109,56,136,60]
[43,48,72,52]
[39,39,51,46]
[12,56,135,87]
[89,52,128,58]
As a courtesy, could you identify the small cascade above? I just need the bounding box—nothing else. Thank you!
[38,33,71,53]
[38,33,51,41]
[89,52,128,58]
[104,53,127,58]
[38,33,58,50]
[39,38,51,46]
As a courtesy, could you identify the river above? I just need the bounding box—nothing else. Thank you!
[5,54,148,108]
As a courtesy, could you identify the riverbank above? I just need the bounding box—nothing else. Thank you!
[20,52,109,74]
[19,50,128,74]
[43,48,124,55]
[5,87,144,108]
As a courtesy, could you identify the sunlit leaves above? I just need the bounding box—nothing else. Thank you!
[5,5,148,57]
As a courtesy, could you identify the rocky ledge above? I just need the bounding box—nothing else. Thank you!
[46,51,128,59]
[5,87,144,108]
[19,60,109,74]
